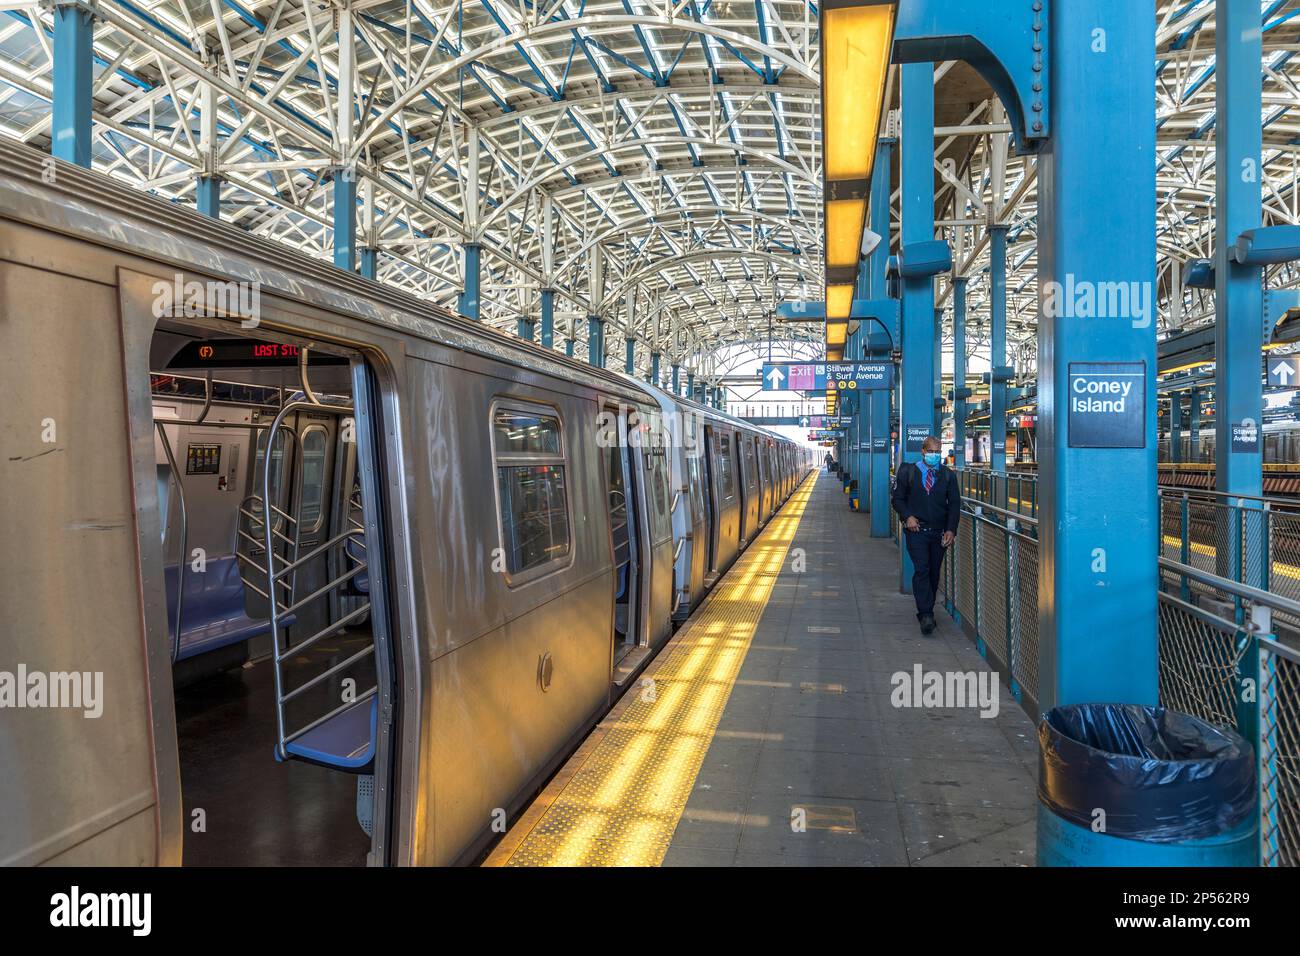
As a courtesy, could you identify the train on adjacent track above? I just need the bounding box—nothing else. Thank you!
[0,140,813,867]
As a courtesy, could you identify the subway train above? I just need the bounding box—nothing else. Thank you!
[0,139,813,868]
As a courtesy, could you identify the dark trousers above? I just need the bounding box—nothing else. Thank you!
[904,528,946,618]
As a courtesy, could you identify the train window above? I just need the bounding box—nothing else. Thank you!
[607,442,628,530]
[298,427,328,532]
[647,447,669,519]
[493,409,563,455]
[716,434,735,500]
[251,428,289,533]
[491,403,571,579]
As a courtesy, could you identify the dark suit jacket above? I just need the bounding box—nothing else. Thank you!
[891,461,961,534]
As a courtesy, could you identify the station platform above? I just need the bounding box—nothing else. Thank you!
[486,473,1039,867]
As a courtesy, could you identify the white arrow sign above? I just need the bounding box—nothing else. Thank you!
[798,416,809,427]
[1273,361,1295,385]
[766,366,786,389]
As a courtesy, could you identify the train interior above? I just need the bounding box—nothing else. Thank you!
[148,320,389,866]
[701,425,724,587]
[604,403,647,683]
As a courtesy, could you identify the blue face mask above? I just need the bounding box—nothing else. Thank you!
[922,452,941,468]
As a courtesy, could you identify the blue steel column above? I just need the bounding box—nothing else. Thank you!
[953,277,968,467]
[1189,387,1201,459]
[650,352,661,386]
[588,315,605,367]
[540,289,555,348]
[459,244,481,319]
[898,62,937,591]
[934,308,944,436]
[1037,0,1157,709]
[517,317,535,341]
[868,137,895,538]
[671,363,681,395]
[565,337,575,359]
[989,223,1008,473]
[333,170,357,272]
[196,177,221,219]
[687,370,695,400]
[359,247,378,280]
[625,337,636,375]
[1169,391,1183,463]
[1215,0,1264,585]
[53,3,93,167]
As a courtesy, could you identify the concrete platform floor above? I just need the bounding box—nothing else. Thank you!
[661,473,1038,867]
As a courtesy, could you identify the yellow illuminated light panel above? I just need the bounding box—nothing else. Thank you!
[824,199,868,269]
[825,283,854,320]
[822,4,895,183]
[488,478,816,867]
[826,322,848,347]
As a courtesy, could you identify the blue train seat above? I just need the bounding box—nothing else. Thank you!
[165,555,295,661]
[279,696,377,773]
[344,533,369,595]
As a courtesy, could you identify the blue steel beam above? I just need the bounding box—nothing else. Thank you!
[1035,0,1158,710]
[360,247,378,281]
[893,0,1048,151]
[52,3,93,167]
[518,317,536,341]
[898,62,937,591]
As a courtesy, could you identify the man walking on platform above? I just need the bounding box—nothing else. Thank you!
[891,435,961,635]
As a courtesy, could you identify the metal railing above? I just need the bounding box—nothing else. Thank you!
[955,468,1038,519]
[1158,488,1300,624]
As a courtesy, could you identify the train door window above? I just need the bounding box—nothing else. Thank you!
[298,426,329,533]
[491,404,571,579]
[716,432,735,500]
[251,427,290,533]
[701,425,718,574]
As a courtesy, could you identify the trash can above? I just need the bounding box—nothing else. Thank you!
[849,479,859,511]
[1036,703,1257,866]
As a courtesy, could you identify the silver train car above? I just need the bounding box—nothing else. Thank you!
[0,139,813,867]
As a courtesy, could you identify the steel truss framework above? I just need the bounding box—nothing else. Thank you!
[0,1,1296,385]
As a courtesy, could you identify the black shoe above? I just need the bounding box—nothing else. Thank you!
[920,614,936,635]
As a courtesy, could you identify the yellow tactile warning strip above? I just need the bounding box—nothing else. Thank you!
[485,475,816,867]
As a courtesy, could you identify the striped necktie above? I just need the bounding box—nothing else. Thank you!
[923,465,934,494]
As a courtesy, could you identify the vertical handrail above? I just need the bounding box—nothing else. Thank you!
[155,421,188,664]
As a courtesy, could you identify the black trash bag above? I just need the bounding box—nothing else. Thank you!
[1037,703,1256,843]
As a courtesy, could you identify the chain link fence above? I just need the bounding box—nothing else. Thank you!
[1157,559,1300,866]
[939,501,1039,715]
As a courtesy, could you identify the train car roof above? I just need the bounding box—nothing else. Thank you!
[0,139,651,408]
[624,375,796,445]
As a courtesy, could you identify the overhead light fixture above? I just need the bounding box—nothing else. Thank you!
[820,0,896,358]
[826,322,848,348]
[826,283,855,321]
